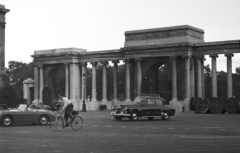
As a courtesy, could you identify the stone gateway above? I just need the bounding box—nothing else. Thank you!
[31,25,240,112]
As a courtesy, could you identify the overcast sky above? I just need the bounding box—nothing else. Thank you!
[1,0,240,72]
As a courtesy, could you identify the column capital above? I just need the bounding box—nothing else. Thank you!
[112,60,119,64]
[135,58,141,62]
[100,61,108,66]
[169,56,177,60]
[182,55,191,59]
[38,64,43,67]
[124,59,131,63]
[64,63,69,66]
[225,53,234,57]
[209,54,219,58]
[90,62,98,67]
[196,55,206,61]
[80,62,87,66]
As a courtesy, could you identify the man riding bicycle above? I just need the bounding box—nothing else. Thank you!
[58,94,74,128]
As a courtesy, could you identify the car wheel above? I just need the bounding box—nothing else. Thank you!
[130,111,139,121]
[39,115,49,125]
[3,116,13,126]
[161,112,170,120]
[114,116,123,121]
[148,117,154,120]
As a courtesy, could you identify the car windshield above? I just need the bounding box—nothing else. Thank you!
[17,104,27,111]
[133,97,147,105]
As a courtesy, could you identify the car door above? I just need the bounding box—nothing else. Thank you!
[23,109,40,123]
[155,98,164,115]
[141,98,157,116]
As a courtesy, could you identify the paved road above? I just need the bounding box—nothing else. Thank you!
[1,111,240,153]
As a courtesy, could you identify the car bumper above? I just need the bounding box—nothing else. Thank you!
[111,111,130,117]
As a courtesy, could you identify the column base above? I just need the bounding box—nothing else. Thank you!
[169,100,183,112]
[88,100,100,110]
[71,99,81,111]
[183,98,191,112]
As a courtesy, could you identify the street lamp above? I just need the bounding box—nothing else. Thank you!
[81,73,87,112]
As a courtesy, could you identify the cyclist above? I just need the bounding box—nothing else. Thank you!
[58,94,74,128]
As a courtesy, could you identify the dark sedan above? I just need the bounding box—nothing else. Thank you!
[111,94,176,121]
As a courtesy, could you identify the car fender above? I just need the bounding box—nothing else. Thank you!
[129,109,140,116]
[1,114,14,124]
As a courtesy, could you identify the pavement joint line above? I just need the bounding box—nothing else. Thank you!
[185,128,191,130]
[136,127,142,128]
[152,127,158,129]
[92,125,98,127]
[219,129,225,131]
[106,125,112,127]
[120,126,126,128]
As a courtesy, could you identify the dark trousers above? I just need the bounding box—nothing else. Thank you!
[64,103,74,124]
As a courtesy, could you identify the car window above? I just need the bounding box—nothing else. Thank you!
[147,99,155,105]
[18,104,27,111]
[134,97,147,105]
[156,99,164,105]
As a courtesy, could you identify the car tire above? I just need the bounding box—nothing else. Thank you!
[148,117,154,120]
[161,112,170,120]
[130,111,139,121]
[114,116,123,121]
[2,116,13,126]
[39,115,49,125]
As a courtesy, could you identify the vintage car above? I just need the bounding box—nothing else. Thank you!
[111,94,176,121]
[0,104,55,126]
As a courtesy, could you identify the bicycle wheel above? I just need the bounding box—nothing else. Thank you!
[71,116,83,131]
[50,116,64,131]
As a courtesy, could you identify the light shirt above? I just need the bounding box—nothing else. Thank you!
[61,97,72,109]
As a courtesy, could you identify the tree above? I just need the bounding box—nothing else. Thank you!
[5,61,34,98]
[236,67,240,75]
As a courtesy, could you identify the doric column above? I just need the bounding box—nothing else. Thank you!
[225,53,234,98]
[33,65,39,103]
[184,56,191,104]
[135,58,142,96]
[190,57,195,98]
[38,65,44,103]
[170,56,178,102]
[124,59,131,102]
[197,56,203,98]
[89,62,99,110]
[210,54,218,97]
[69,63,81,110]
[102,61,108,104]
[201,56,205,98]
[64,63,69,99]
[81,63,87,102]
[91,62,97,102]
[112,60,119,103]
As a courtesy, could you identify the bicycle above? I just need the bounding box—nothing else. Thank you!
[50,110,83,131]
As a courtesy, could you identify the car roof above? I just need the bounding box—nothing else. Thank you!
[135,94,161,99]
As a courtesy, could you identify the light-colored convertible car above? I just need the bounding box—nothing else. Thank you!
[0,104,55,126]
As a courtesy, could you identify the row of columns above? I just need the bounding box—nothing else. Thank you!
[170,53,234,108]
[33,53,234,111]
[33,59,143,110]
